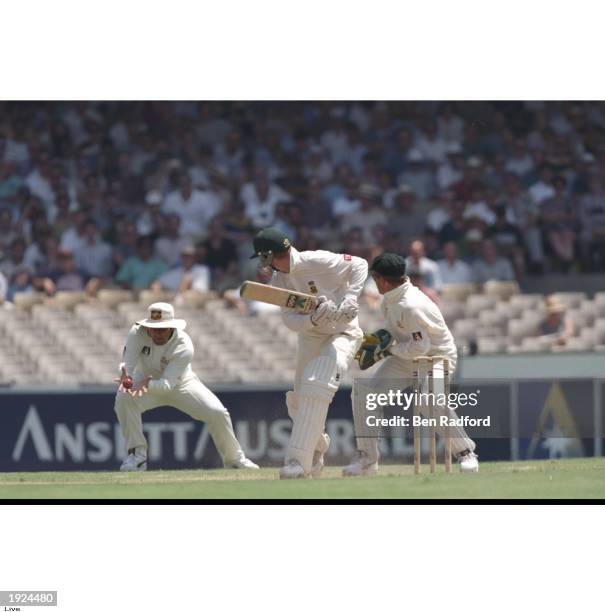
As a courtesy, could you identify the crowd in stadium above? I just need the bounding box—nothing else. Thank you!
[1,101,604,304]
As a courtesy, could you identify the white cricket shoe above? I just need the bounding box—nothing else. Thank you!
[120,449,147,472]
[342,450,378,477]
[279,459,309,479]
[310,433,331,478]
[458,450,479,473]
[230,457,260,470]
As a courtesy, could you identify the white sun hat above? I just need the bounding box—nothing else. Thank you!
[137,302,187,330]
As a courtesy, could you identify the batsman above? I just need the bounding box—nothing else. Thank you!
[250,228,367,479]
[344,253,479,476]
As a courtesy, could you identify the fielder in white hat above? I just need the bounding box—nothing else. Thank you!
[113,302,258,471]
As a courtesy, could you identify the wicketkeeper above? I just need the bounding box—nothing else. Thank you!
[343,253,479,475]
[114,302,258,471]
[251,228,367,479]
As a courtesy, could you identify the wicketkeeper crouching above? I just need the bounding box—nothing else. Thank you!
[114,302,258,471]
[344,253,479,476]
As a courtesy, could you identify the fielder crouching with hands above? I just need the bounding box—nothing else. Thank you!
[114,302,258,471]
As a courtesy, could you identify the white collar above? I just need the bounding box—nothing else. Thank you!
[382,278,411,304]
[288,247,301,273]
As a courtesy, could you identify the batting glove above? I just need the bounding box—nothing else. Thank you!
[335,296,359,323]
[310,296,338,327]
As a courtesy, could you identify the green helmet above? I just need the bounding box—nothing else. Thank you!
[250,227,292,267]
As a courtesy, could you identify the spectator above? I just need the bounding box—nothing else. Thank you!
[483,154,508,192]
[0,161,24,202]
[578,173,605,270]
[463,228,485,264]
[205,165,232,212]
[152,245,210,293]
[360,151,381,184]
[0,270,7,302]
[382,128,413,179]
[48,191,74,230]
[163,174,221,240]
[437,104,465,143]
[378,169,399,209]
[488,206,526,277]
[4,119,30,165]
[59,209,88,253]
[321,161,352,204]
[416,120,449,163]
[7,266,35,301]
[472,239,515,283]
[136,189,164,236]
[24,229,54,272]
[389,184,427,249]
[529,165,556,205]
[112,219,139,269]
[331,174,360,217]
[0,207,20,255]
[436,143,465,190]
[25,154,55,208]
[340,227,367,259]
[276,155,309,200]
[198,217,239,274]
[197,103,233,145]
[505,138,535,179]
[240,167,292,228]
[46,249,87,292]
[438,201,469,253]
[154,213,192,267]
[427,190,454,234]
[320,107,349,161]
[35,235,62,277]
[463,184,497,226]
[74,218,114,279]
[501,173,544,273]
[303,144,333,183]
[405,239,442,290]
[294,225,322,252]
[538,297,574,347]
[340,184,388,246]
[0,100,604,301]
[335,123,367,173]
[437,241,473,285]
[272,201,297,238]
[115,236,167,290]
[398,148,436,201]
[213,130,245,179]
[540,176,577,271]
[300,178,332,229]
[0,237,32,280]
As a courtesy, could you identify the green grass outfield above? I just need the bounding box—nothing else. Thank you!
[1,458,605,499]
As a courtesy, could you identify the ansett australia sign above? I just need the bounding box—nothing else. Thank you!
[0,386,527,471]
[0,390,362,471]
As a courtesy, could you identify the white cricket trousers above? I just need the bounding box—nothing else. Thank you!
[285,330,362,471]
[293,331,363,392]
[353,355,476,463]
[114,376,245,466]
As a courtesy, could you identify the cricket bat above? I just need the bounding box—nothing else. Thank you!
[239,281,318,313]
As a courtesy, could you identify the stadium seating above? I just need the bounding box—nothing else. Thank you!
[1,286,605,386]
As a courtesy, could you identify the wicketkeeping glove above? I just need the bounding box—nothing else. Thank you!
[355,329,393,370]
